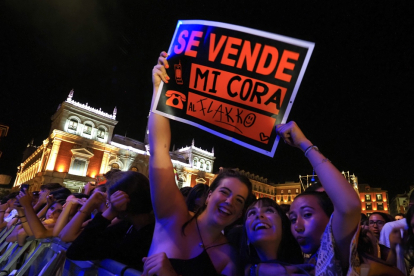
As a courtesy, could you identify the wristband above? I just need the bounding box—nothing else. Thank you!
[304,145,319,157]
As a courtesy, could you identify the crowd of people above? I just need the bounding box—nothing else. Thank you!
[1,52,414,275]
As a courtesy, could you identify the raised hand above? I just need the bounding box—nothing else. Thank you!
[275,121,311,151]
[16,190,33,208]
[152,51,170,92]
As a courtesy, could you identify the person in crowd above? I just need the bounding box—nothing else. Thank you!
[32,191,40,206]
[58,186,109,242]
[180,187,192,200]
[141,51,253,276]
[52,193,89,238]
[356,228,405,276]
[242,198,308,275]
[66,171,154,271]
[0,192,19,230]
[368,212,391,259]
[380,193,414,275]
[32,183,63,213]
[361,213,369,230]
[395,213,405,221]
[186,183,209,214]
[276,122,361,275]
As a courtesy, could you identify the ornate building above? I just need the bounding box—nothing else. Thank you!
[13,91,215,192]
[358,184,389,216]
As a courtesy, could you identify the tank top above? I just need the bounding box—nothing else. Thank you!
[169,218,227,276]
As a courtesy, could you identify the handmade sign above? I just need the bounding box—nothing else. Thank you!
[152,20,314,157]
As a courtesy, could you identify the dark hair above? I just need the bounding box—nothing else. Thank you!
[40,183,63,192]
[293,191,334,218]
[107,171,152,215]
[180,187,192,198]
[91,185,107,194]
[71,193,89,199]
[186,183,209,213]
[361,213,369,227]
[241,198,303,264]
[182,169,253,234]
[370,212,391,223]
[104,169,121,180]
[50,188,72,201]
[357,229,376,256]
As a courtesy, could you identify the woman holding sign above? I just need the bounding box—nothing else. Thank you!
[142,51,253,276]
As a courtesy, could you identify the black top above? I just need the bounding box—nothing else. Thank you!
[66,212,154,271]
[168,218,227,276]
[169,250,220,276]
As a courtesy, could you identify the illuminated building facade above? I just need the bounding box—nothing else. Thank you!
[359,184,389,216]
[13,91,216,192]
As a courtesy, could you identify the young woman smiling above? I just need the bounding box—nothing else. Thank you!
[142,51,253,276]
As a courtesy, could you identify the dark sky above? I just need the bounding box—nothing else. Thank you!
[1,1,413,198]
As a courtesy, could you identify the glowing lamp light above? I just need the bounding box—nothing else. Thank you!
[373,208,377,211]
[373,199,376,202]
[362,208,366,211]
[277,200,280,202]
[58,166,65,172]
[384,199,387,202]
[91,173,96,178]
[361,199,365,202]
[284,200,287,203]
[385,207,388,211]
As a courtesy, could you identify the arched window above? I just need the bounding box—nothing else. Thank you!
[68,119,78,130]
[97,127,105,139]
[83,123,92,135]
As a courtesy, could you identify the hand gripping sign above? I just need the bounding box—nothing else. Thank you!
[152,20,314,157]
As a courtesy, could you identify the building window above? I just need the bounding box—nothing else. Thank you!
[68,119,78,130]
[288,196,291,202]
[376,194,383,201]
[206,162,210,171]
[259,186,262,192]
[288,190,291,194]
[254,185,257,191]
[83,124,92,135]
[296,189,299,193]
[365,194,371,202]
[111,163,120,169]
[69,159,88,176]
[377,202,384,210]
[366,202,372,210]
[97,127,105,139]
[281,190,284,194]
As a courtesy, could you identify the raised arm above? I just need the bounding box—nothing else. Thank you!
[53,196,79,237]
[59,192,104,242]
[276,122,361,267]
[148,51,189,223]
[17,191,53,239]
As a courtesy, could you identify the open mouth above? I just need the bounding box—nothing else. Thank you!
[218,206,232,216]
[253,222,271,231]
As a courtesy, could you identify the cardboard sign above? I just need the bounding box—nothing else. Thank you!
[152,20,314,157]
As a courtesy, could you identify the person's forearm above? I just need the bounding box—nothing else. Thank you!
[53,203,73,237]
[37,202,51,219]
[305,146,361,214]
[23,205,49,239]
[386,247,397,266]
[59,207,89,242]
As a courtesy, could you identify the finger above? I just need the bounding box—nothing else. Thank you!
[158,51,169,68]
[153,65,169,83]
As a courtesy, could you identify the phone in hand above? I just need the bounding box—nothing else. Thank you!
[20,184,29,193]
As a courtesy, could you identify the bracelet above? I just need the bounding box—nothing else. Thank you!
[249,264,257,276]
[304,145,319,157]
[313,158,331,169]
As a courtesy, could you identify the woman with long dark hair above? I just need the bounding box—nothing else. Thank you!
[142,51,253,276]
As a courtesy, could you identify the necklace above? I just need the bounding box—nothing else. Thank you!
[195,217,224,249]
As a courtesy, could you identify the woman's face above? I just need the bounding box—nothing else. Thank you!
[46,202,63,220]
[368,214,386,238]
[205,177,248,227]
[245,202,283,251]
[289,195,330,254]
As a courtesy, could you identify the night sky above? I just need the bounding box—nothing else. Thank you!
[1,1,413,199]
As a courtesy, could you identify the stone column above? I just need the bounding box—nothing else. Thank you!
[45,140,61,171]
[99,151,110,174]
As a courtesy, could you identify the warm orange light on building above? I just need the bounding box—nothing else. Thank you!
[57,165,65,172]
[384,199,387,202]
[90,172,96,178]
[385,207,388,211]
[361,199,365,202]
[362,208,366,211]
